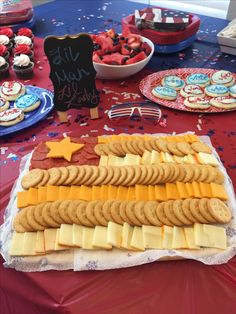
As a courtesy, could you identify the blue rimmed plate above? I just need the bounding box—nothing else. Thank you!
[0,85,54,137]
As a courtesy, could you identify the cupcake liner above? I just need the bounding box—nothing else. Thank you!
[13,62,34,79]
[0,63,10,80]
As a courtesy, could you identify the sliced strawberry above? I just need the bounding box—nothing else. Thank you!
[93,53,103,63]
[106,28,116,38]
[102,52,129,65]
[96,36,113,53]
[121,44,130,55]
[129,41,141,49]
[142,42,152,56]
[127,34,141,44]
[125,51,147,65]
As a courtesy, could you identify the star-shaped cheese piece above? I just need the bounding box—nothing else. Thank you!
[46,137,84,161]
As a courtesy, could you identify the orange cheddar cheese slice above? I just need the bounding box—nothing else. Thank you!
[47,186,59,202]
[79,185,92,201]
[17,191,29,208]
[108,185,117,200]
[165,183,180,200]
[199,182,212,198]
[92,186,101,200]
[38,186,48,203]
[27,187,38,205]
[127,186,136,200]
[191,182,202,198]
[148,185,156,200]
[135,185,149,201]
[210,183,228,200]
[186,134,199,143]
[155,185,167,201]
[59,186,70,201]
[176,182,189,199]
[117,186,129,200]
[185,183,195,198]
[68,186,81,200]
[100,185,109,201]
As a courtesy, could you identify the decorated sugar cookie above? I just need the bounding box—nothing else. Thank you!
[205,84,229,97]
[229,85,236,97]
[186,73,210,87]
[180,84,205,98]
[184,96,210,109]
[211,70,235,87]
[210,96,236,109]
[0,97,10,112]
[161,75,185,90]
[14,94,41,112]
[0,108,24,126]
[0,81,25,101]
[152,86,177,100]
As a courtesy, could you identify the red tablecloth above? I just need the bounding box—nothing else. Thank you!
[1,37,236,314]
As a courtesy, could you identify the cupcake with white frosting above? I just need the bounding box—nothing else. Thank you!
[14,36,33,49]
[13,54,34,79]
[0,35,13,52]
[0,56,9,79]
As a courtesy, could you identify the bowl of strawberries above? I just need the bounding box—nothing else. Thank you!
[92,29,154,80]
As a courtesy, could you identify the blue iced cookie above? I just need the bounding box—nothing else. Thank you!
[161,75,185,90]
[14,94,41,112]
[186,73,210,87]
[205,84,229,97]
[229,84,236,97]
[152,86,177,100]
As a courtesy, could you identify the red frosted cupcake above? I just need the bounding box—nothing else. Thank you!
[0,27,14,43]
[0,56,10,80]
[13,54,34,79]
[0,45,10,61]
[17,28,34,41]
[0,35,13,53]
[14,44,34,61]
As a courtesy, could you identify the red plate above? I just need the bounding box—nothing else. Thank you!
[139,68,236,113]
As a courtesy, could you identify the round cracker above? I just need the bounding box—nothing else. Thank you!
[21,168,44,189]
[207,198,232,223]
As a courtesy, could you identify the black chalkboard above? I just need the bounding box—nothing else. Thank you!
[44,33,100,112]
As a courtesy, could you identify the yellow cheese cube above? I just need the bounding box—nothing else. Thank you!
[186,134,199,143]
[130,226,145,251]
[186,183,195,198]
[155,185,167,201]
[107,221,123,248]
[172,226,188,249]
[27,188,38,205]
[38,186,48,203]
[210,183,228,201]
[135,185,149,201]
[117,186,129,200]
[192,182,202,198]
[142,225,162,249]
[166,183,180,200]
[176,182,189,199]
[72,224,83,247]
[92,186,101,200]
[17,191,29,208]
[68,186,81,200]
[100,185,109,201]
[108,185,117,200]
[79,185,92,201]
[47,186,59,202]
[59,224,74,246]
[59,186,70,200]
[93,226,112,249]
[199,182,212,198]
[148,185,156,200]
[127,186,135,200]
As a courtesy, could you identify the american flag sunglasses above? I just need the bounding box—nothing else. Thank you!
[107,101,162,124]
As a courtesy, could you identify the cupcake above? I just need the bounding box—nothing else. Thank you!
[14,44,34,61]
[0,56,10,80]
[0,27,14,43]
[17,28,34,41]
[0,35,13,53]
[14,36,33,49]
[0,44,10,61]
[13,54,34,79]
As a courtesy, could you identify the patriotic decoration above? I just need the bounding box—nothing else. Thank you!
[135,8,190,31]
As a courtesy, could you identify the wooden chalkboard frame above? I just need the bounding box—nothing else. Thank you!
[44,33,100,121]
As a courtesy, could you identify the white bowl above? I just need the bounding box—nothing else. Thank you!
[93,36,154,80]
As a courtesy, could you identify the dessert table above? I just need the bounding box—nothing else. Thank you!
[1,1,236,313]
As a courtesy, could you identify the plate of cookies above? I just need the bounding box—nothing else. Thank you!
[139,68,236,113]
[0,133,236,271]
[0,81,54,136]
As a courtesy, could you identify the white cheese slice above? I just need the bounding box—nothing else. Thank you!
[93,226,112,249]
[130,226,145,251]
[107,221,123,248]
[142,225,163,249]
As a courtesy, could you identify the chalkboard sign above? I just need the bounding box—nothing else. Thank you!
[44,33,100,120]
